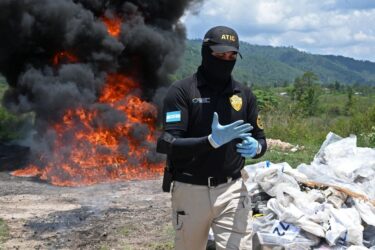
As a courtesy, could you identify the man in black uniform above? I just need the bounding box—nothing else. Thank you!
[157,26,266,250]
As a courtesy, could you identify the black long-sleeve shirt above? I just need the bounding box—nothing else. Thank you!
[157,70,267,178]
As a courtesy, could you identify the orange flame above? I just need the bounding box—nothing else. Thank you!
[53,51,78,65]
[101,16,122,38]
[12,74,163,186]
[12,165,41,177]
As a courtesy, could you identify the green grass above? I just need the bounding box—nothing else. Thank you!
[99,246,110,250]
[146,242,174,250]
[117,223,174,250]
[250,87,375,169]
[145,224,174,250]
[263,90,375,143]
[0,218,9,245]
[246,143,319,168]
[119,223,139,237]
[264,145,318,167]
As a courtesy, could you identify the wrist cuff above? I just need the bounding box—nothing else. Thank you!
[208,134,220,149]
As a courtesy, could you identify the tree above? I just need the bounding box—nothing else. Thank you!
[291,71,321,116]
[253,89,279,112]
[345,86,355,115]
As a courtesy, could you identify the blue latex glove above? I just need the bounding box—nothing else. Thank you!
[236,136,259,158]
[208,112,252,148]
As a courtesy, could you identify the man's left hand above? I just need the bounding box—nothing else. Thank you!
[236,136,259,158]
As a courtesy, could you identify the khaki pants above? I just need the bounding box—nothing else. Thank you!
[171,178,253,250]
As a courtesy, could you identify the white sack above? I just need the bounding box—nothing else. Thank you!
[327,207,364,246]
[354,199,375,226]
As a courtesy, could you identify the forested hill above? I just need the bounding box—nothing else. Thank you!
[173,39,375,86]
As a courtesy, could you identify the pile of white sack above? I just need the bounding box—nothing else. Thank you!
[243,132,375,249]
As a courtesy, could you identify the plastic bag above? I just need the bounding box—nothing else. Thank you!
[267,198,326,237]
[354,199,375,226]
[242,160,271,193]
[254,163,300,197]
[326,207,364,246]
[297,132,375,201]
[255,232,316,249]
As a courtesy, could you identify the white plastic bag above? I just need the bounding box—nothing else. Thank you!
[254,163,300,197]
[354,199,375,226]
[267,198,326,237]
[326,207,364,246]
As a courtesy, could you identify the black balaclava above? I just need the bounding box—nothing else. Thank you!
[199,45,236,90]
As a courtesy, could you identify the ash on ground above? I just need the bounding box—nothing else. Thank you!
[0,173,171,250]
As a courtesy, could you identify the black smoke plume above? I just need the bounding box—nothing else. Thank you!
[0,0,202,184]
[0,0,202,114]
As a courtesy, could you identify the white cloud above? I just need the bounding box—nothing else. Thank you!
[299,36,316,45]
[255,1,288,25]
[183,0,375,61]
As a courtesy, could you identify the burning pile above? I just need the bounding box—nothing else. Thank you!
[0,0,201,186]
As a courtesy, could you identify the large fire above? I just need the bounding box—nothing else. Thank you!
[12,16,164,186]
[13,73,164,186]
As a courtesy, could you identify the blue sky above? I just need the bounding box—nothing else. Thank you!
[182,0,375,62]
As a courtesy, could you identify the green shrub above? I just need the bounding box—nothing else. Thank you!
[0,83,33,142]
[359,126,375,147]
[253,89,279,112]
[0,107,32,142]
[290,72,322,116]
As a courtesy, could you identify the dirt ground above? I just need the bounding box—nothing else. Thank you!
[0,138,299,250]
[0,172,172,250]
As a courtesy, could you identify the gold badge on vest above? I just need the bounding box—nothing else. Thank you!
[257,115,264,129]
[229,95,242,111]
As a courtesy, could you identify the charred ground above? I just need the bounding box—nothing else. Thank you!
[0,172,172,250]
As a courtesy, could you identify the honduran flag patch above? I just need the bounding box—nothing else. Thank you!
[166,111,181,123]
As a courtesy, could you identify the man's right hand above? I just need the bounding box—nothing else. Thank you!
[208,112,252,148]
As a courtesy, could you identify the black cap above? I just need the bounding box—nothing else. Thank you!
[203,26,240,53]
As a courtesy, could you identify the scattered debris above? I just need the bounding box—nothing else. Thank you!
[245,132,375,249]
[266,138,304,152]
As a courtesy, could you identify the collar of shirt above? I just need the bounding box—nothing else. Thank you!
[195,69,241,95]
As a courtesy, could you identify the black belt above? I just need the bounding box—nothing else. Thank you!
[173,171,241,187]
